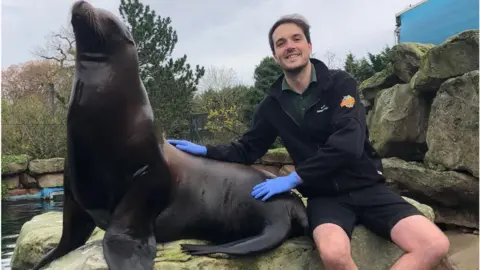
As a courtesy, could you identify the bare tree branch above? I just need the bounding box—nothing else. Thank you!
[197,66,241,92]
[31,25,76,68]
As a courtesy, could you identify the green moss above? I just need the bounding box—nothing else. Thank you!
[395,43,434,58]
[359,64,394,90]
[2,154,32,174]
[155,246,192,262]
[1,182,9,201]
[154,240,208,263]
[360,70,386,89]
[266,147,287,154]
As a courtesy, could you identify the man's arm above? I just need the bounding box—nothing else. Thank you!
[295,72,366,186]
[205,99,278,164]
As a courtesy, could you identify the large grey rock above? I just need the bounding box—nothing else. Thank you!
[390,42,435,82]
[424,70,479,178]
[367,83,428,160]
[11,198,445,270]
[382,157,479,228]
[37,173,64,188]
[411,30,479,93]
[27,158,64,176]
[434,206,480,229]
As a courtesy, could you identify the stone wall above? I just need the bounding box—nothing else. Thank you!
[2,156,64,200]
[360,29,479,231]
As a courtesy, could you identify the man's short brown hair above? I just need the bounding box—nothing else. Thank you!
[268,14,311,53]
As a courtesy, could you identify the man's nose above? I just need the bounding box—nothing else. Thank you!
[284,39,297,50]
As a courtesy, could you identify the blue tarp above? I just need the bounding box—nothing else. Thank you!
[6,187,64,201]
[398,0,479,44]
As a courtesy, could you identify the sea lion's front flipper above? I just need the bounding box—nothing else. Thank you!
[103,163,172,270]
[32,184,96,270]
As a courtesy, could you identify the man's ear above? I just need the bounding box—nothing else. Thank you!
[273,53,280,64]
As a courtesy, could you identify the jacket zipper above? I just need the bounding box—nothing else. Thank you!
[275,97,302,128]
[285,110,301,127]
[305,96,323,114]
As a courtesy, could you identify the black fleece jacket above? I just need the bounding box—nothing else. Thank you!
[205,58,385,196]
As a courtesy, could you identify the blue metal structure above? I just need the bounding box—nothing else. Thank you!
[5,187,64,201]
[395,0,479,45]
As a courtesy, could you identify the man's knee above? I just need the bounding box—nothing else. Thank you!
[391,215,450,260]
[312,223,353,266]
[422,231,450,259]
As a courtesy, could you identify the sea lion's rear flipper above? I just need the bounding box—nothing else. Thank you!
[180,216,291,256]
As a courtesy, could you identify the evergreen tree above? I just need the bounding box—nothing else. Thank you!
[253,56,283,94]
[368,45,391,72]
[343,46,391,84]
[344,53,357,78]
[119,0,205,138]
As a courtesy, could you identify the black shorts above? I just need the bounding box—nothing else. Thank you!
[306,183,424,242]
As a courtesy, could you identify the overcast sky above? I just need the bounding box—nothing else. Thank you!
[2,0,419,86]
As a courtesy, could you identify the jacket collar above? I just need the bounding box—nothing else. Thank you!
[267,58,333,99]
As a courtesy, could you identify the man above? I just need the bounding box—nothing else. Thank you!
[168,14,449,270]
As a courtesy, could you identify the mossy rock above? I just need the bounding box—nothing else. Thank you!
[258,147,293,165]
[2,154,32,175]
[389,42,435,82]
[359,64,401,104]
[11,197,455,270]
[412,29,479,93]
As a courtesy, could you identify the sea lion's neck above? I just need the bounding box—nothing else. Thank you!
[77,52,109,62]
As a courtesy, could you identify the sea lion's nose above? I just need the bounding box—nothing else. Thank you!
[71,0,94,27]
[71,0,93,16]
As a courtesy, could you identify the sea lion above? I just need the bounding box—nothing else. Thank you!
[32,1,309,269]
[154,142,309,256]
[32,1,174,270]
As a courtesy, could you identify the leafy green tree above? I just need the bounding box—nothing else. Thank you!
[240,56,285,148]
[253,56,283,94]
[238,56,283,125]
[119,0,205,138]
[239,86,264,125]
[198,87,248,143]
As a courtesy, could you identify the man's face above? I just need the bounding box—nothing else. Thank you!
[272,23,312,73]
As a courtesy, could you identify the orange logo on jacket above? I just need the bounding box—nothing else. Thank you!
[340,95,355,108]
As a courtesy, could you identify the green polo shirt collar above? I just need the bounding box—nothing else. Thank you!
[282,64,317,91]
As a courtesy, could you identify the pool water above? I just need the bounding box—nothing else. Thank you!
[1,200,64,270]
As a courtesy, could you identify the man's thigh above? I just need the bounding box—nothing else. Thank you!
[351,183,424,241]
[306,194,357,240]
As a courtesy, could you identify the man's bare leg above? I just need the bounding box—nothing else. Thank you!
[313,223,358,270]
[390,215,450,270]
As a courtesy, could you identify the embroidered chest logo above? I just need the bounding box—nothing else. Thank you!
[316,104,329,113]
[340,95,355,108]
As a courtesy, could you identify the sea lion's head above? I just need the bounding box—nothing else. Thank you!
[70,0,135,60]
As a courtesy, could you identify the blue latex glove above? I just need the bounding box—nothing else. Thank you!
[251,171,302,201]
[167,139,207,156]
